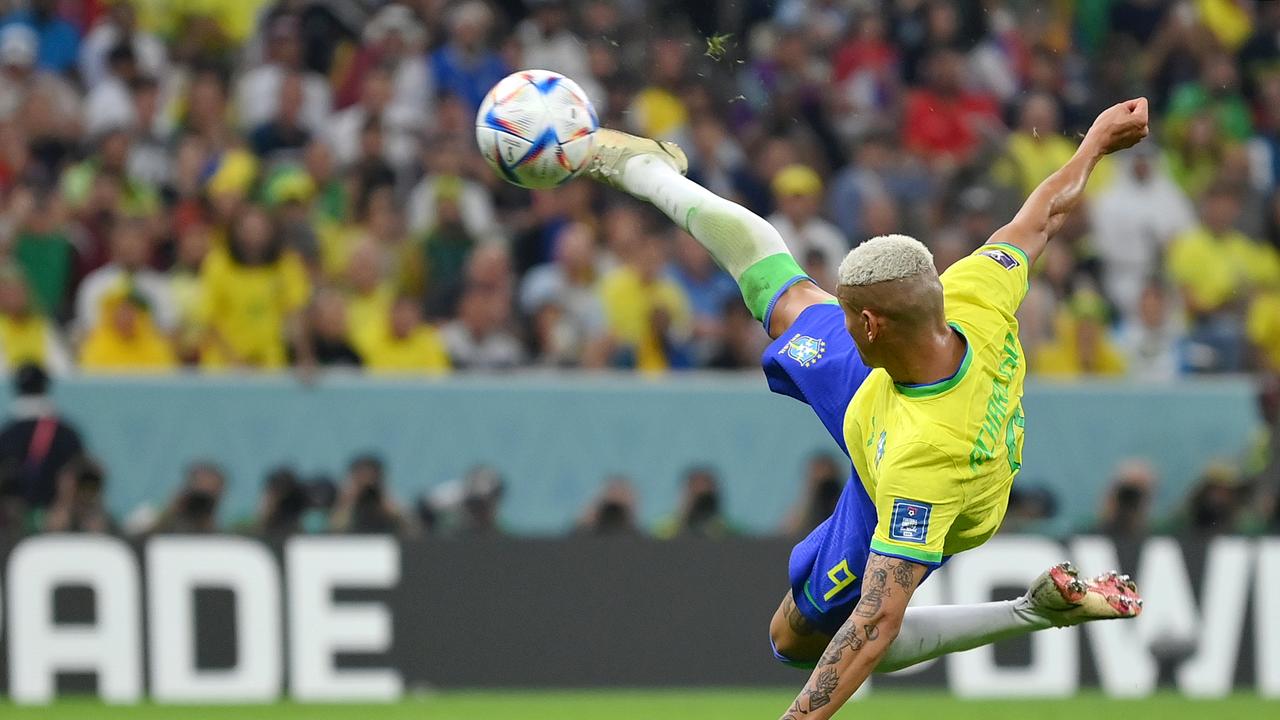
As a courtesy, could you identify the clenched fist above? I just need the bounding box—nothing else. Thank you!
[1083,98,1150,156]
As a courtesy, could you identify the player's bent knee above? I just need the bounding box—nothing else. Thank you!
[767,281,836,339]
[768,602,826,668]
[768,626,822,668]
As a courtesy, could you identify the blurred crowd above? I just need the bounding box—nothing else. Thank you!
[0,0,1274,377]
[2,363,1277,539]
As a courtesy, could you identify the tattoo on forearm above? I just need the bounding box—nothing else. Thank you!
[854,566,889,618]
[783,553,924,720]
[806,668,839,711]
[818,620,865,667]
[892,560,917,591]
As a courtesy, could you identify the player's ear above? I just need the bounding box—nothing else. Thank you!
[861,309,878,342]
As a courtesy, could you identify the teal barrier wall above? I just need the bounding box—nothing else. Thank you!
[1,374,1260,534]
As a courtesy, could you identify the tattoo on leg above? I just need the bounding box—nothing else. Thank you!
[784,593,817,636]
[806,668,839,711]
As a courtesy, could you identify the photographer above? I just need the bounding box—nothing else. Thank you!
[329,453,411,535]
[254,466,309,539]
[657,466,734,539]
[43,456,115,533]
[575,475,643,536]
[781,453,845,537]
[0,364,85,512]
[252,467,336,538]
[1091,459,1157,542]
[153,461,226,534]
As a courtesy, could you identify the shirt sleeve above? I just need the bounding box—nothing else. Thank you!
[869,441,964,566]
[940,243,1031,320]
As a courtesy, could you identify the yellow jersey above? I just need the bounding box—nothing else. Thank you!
[843,243,1029,565]
[599,266,692,372]
[1248,291,1280,371]
[1166,227,1280,311]
[359,325,452,375]
[196,247,311,369]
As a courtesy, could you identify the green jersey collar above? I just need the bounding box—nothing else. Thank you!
[894,322,972,399]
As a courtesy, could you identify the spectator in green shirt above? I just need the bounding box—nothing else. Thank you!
[8,184,73,319]
[1167,53,1254,143]
[59,128,159,218]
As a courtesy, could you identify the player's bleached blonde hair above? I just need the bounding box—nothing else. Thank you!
[837,234,935,287]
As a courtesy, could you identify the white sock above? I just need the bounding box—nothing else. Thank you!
[877,599,1051,673]
[620,155,791,280]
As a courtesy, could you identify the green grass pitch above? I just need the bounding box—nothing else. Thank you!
[2,690,1274,720]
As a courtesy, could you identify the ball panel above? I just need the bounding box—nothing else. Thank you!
[475,69,599,189]
[511,127,567,189]
[558,134,596,174]
[482,88,547,139]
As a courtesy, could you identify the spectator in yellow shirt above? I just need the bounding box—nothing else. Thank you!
[1248,289,1280,372]
[599,233,693,371]
[0,266,72,375]
[132,0,269,45]
[1033,288,1127,378]
[79,285,176,372]
[358,295,451,375]
[343,241,396,352]
[994,94,1082,199]
[196,206,312,369]
[1167,183,1280,371]
[628,37,689,140]
[1168,185,1280,313]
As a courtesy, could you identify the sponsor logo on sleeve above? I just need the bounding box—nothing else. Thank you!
[979,247,1020,270]
[889,498,932,544]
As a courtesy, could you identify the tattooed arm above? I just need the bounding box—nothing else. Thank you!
[779,553,927,720]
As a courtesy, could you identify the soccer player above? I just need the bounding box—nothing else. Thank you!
[584,97,1151,717]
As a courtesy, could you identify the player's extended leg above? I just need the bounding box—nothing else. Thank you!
[771,562,1142,670]
[586,129,832,338]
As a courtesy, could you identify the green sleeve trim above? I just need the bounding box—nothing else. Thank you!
[739,252,808,323]
[983,242,1030,266]
[977,242,1031,301]
[894,322,972,398]
[870,538,943,565]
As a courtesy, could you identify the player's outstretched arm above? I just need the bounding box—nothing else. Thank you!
[779,553,928,720]
[987,98,1149,267]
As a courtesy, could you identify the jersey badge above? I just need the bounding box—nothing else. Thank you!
[784,334,826,368]
[979,247,1020,270]
[889,498,931,544]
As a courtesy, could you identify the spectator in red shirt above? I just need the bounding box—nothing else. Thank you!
[902,47,1001,168]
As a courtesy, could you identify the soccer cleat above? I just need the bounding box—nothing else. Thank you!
[1021,562,1143,627]
[584,128,688,191]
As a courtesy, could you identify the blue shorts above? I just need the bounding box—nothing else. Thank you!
[763,302,946,637]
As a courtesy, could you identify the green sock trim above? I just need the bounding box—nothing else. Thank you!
[739,253,807,322]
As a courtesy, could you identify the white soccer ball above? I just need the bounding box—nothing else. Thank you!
[475,69,599,189]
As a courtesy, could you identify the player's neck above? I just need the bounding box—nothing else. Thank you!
[882,323,967,386]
